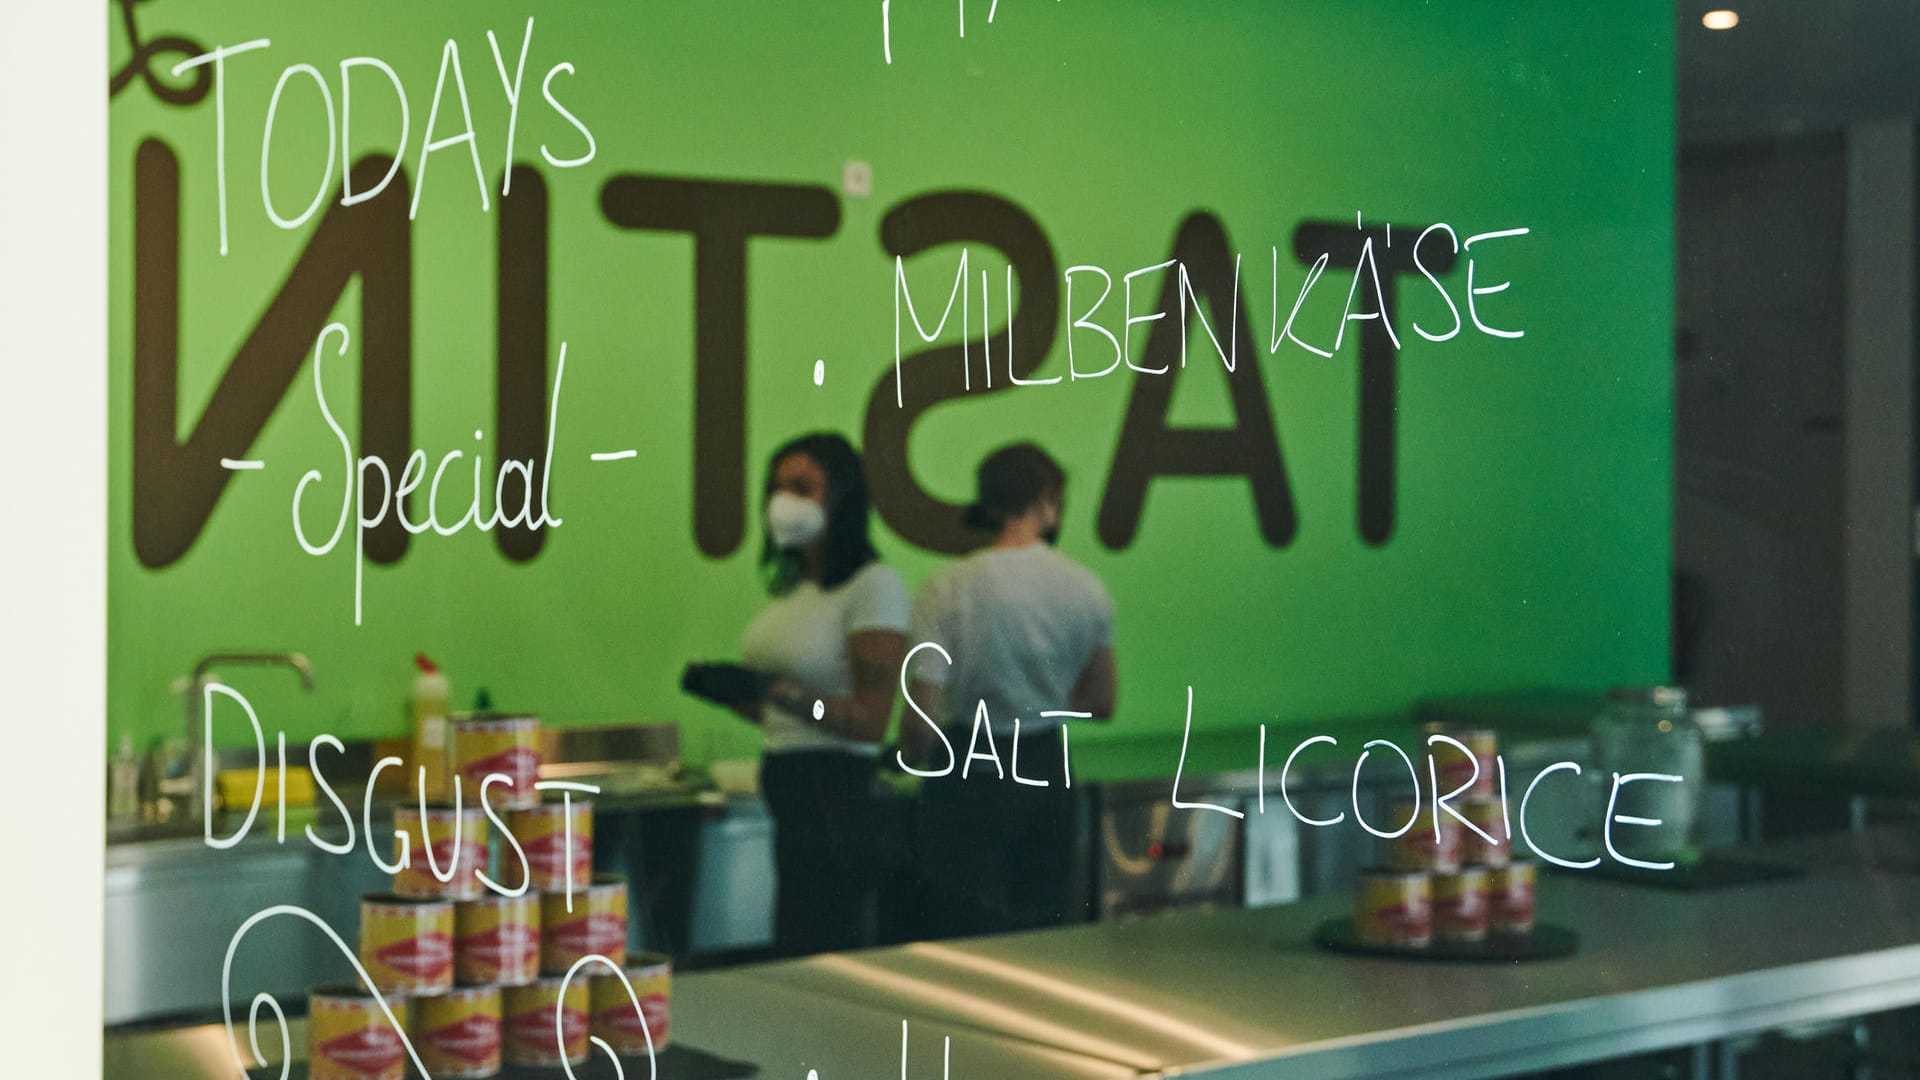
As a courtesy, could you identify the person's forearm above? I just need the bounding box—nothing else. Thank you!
[1070,648,1117,720]
[1069,672,1115,719]
[1070,686,1115,720]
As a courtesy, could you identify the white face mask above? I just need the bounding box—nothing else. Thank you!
[766,491,827,550]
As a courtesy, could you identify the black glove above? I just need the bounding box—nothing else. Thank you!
[680,661,774,709]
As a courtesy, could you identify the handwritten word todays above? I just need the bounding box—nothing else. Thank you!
[172,16,597,254]
[890,215,1528,407]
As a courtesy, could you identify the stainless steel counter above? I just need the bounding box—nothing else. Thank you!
[672,967,1139,1079]
[103,966,1138,1079]
[108,829,1920,1078]
[753,834,1920,1079]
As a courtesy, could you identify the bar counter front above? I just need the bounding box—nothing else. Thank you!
[106,826,1920,1079]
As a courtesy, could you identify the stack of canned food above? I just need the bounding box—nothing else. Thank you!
[307,715,674,1080]
[1353,729,1537,951]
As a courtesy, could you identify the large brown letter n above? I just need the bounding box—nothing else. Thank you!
[132,138,413,568]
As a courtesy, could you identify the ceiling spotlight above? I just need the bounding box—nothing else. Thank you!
[1702,9,1740,30]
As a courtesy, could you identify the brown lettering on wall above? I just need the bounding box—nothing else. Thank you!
[1097,213,1296,549]
[600,176,842,558]
[495,164,549,562]
[132,138,413,569]
[1292,220,1456,545]
[863,191,1060,554]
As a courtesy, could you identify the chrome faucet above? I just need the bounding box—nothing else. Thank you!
[178,653,317,825]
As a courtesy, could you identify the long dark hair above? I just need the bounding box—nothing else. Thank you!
[760,432,881,595]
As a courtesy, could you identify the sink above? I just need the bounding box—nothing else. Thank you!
[541,760,696,799]
[537,722,693,800]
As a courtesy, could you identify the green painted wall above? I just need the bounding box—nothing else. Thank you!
[108,0,1674,761]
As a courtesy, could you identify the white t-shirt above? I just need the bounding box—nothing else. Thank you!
[741,561,910,756]
[907,543,1114,735]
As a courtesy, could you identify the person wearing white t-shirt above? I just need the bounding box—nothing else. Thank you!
[680,433,908,955]
[901,442,1116,937]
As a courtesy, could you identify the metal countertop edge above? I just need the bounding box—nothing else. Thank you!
[1158,942,1920,1080]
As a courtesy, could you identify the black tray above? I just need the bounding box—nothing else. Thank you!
[1311,917,1577,962]
[249,1042,757,1079]
[1577,854,1804,892]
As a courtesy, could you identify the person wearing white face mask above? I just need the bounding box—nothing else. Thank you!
[680,432,909,956]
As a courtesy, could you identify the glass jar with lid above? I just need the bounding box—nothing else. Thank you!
[1591,686,1702,865]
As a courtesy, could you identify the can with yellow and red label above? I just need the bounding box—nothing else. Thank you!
[456,893,541,987]
[308,985,411,1080]
[508,795,594,895]
[1354,868,1431,948]
[359,894,455,996]
[542,874,628,974]
[1433,866,1491,943]
[589,952,672,1055]
[1459,795,1510,868]
[454,714,541,810]
[1426,726,1498,797]
[1489,860,1537,936]
[394,803,489,901]
[1384,799,1461,872]
[502,975,590,1068]
[413,984,501,1079]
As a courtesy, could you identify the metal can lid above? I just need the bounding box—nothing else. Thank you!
[454,714,540,731]
[1607,685,1687,709]
[457,892,538,912]
[398,802,488,820]
[589,956,672,983]
[362,892,456,914]
[510,974,587,993]
[311,984,401,1002]
[421,984,501,1007]
[540,878,627,902]
[1359,865,1429,880]
[629,950,672,974]
[508,793,594,815]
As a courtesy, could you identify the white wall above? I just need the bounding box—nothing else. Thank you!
[1675,133,1848,725]
[1841,120,1915,729]
[0,4,107,1070]
[1675,122,1917,731]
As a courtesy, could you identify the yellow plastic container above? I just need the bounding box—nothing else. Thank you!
[217,766,314,809]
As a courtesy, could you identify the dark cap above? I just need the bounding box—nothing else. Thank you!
[963,443,1064,531]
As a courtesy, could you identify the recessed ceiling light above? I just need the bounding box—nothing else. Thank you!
[1702,9,1740,30]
